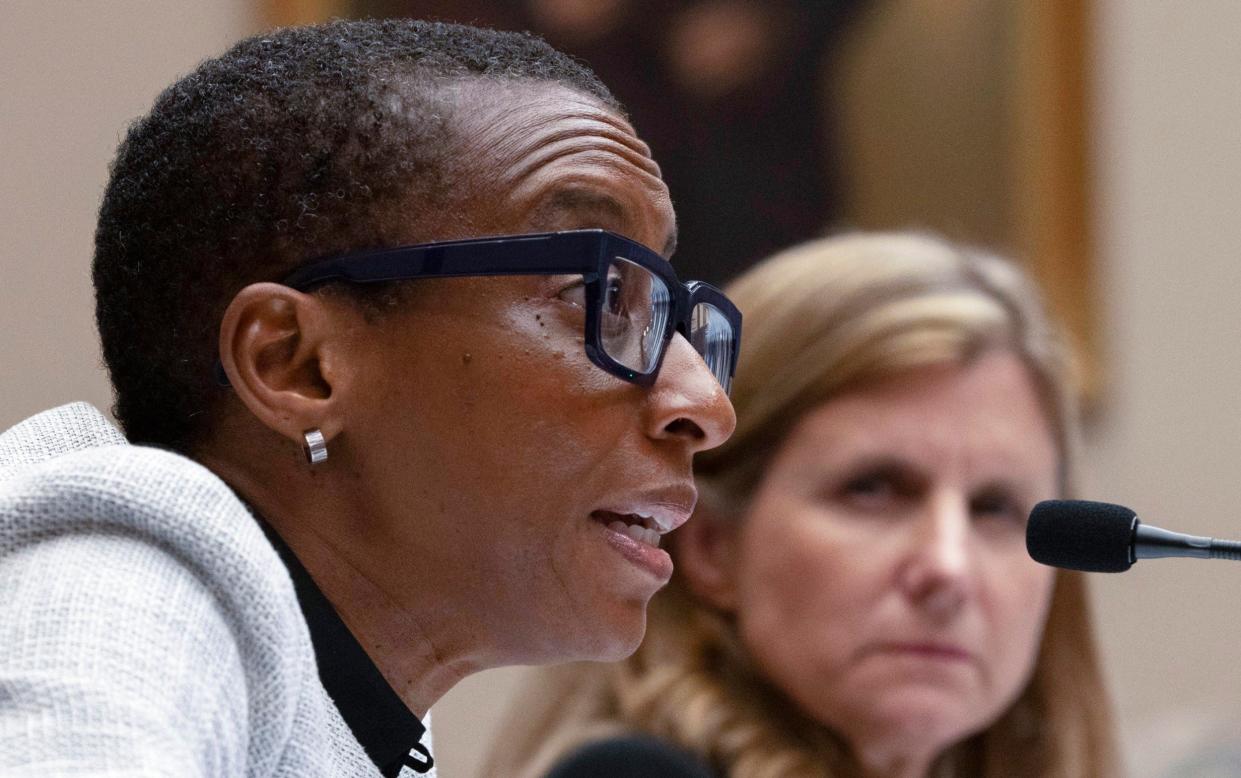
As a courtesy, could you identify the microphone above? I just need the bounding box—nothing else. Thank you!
[1026,499,1241,572]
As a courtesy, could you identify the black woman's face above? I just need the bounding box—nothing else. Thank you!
[328,81,736,663]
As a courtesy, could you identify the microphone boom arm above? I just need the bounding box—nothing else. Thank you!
[1133,523,1241,561]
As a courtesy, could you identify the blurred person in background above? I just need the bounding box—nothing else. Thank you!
[0,18,739,777]
[491,232,1119,778]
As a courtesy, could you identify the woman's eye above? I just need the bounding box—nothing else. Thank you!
[557,281,587,309]
[604,275,625,316]
[837,473,902,511]
[970,490,1023,522]
[845,475,892,498]
[824,461,925,517]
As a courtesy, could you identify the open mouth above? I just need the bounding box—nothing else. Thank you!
[591,510,662,548]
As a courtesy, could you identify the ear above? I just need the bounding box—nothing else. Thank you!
[217,282,346,446]
[673,500,742,612]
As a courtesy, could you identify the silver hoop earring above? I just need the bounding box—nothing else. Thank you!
[302,428,328,465]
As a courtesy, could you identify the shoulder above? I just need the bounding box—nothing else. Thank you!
[0,517,311,773]
[0,402,125,477]
[545,735,718,778]
[0,440,303,659]
[0,444,320,772]
[0,404,284,597]
[2,442,275,573]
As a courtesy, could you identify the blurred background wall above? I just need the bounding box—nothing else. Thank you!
[3,2,1240,776]
[1,1,251,426]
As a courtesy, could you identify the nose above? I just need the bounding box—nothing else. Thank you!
[644,332,737,453]
[897,492,972,620]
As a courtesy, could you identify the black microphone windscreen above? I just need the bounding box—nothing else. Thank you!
[1026,499,1138,572]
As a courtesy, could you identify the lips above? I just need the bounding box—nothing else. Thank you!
[589,485,695,580]
[871,641,975,663]
[590,485,697,536]
[593,512,663,547]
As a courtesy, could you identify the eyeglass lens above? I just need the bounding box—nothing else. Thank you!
[600,257,734,392]
[690,301,734,394]
[600,257,671,374]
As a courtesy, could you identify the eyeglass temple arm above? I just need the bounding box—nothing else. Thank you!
[281,232,608,289]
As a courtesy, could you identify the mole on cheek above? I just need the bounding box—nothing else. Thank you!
[461,352,472,365]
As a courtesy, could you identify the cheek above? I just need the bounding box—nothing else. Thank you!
[348,309,618,546]
[395,311,618,473]
[981,550,1057,694]
[732,499,877,701]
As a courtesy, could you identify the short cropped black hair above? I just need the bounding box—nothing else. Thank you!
[93,18,620,448]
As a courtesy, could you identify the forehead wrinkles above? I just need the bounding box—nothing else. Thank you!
[464,94,664,190]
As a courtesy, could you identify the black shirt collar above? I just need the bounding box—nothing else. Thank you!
[255,517,434,777]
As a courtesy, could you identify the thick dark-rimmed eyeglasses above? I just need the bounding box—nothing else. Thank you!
[217,230,741,393]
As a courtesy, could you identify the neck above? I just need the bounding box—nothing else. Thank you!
[272,517,482,716]
[196,443,501,716]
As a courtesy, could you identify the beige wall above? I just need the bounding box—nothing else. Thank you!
[1085,0,1241,773]
[0,0,255,428]
[4,2,1241,776]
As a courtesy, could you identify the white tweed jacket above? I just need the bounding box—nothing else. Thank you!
[0,403,434,777]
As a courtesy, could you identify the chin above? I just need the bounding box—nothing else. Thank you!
[853,694,988,751]
[565,602,649,662]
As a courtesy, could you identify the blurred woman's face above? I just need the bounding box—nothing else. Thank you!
[728,351,1058,773]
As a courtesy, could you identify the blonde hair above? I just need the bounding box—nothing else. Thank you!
[491,232,1118,778]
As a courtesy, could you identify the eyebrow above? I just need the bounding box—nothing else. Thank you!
[533,187,678,258]
[833,455,925,483]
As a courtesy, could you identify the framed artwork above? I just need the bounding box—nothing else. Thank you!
[829,0,1098,401]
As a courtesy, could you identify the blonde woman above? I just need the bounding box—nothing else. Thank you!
[491,232,1119,778]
